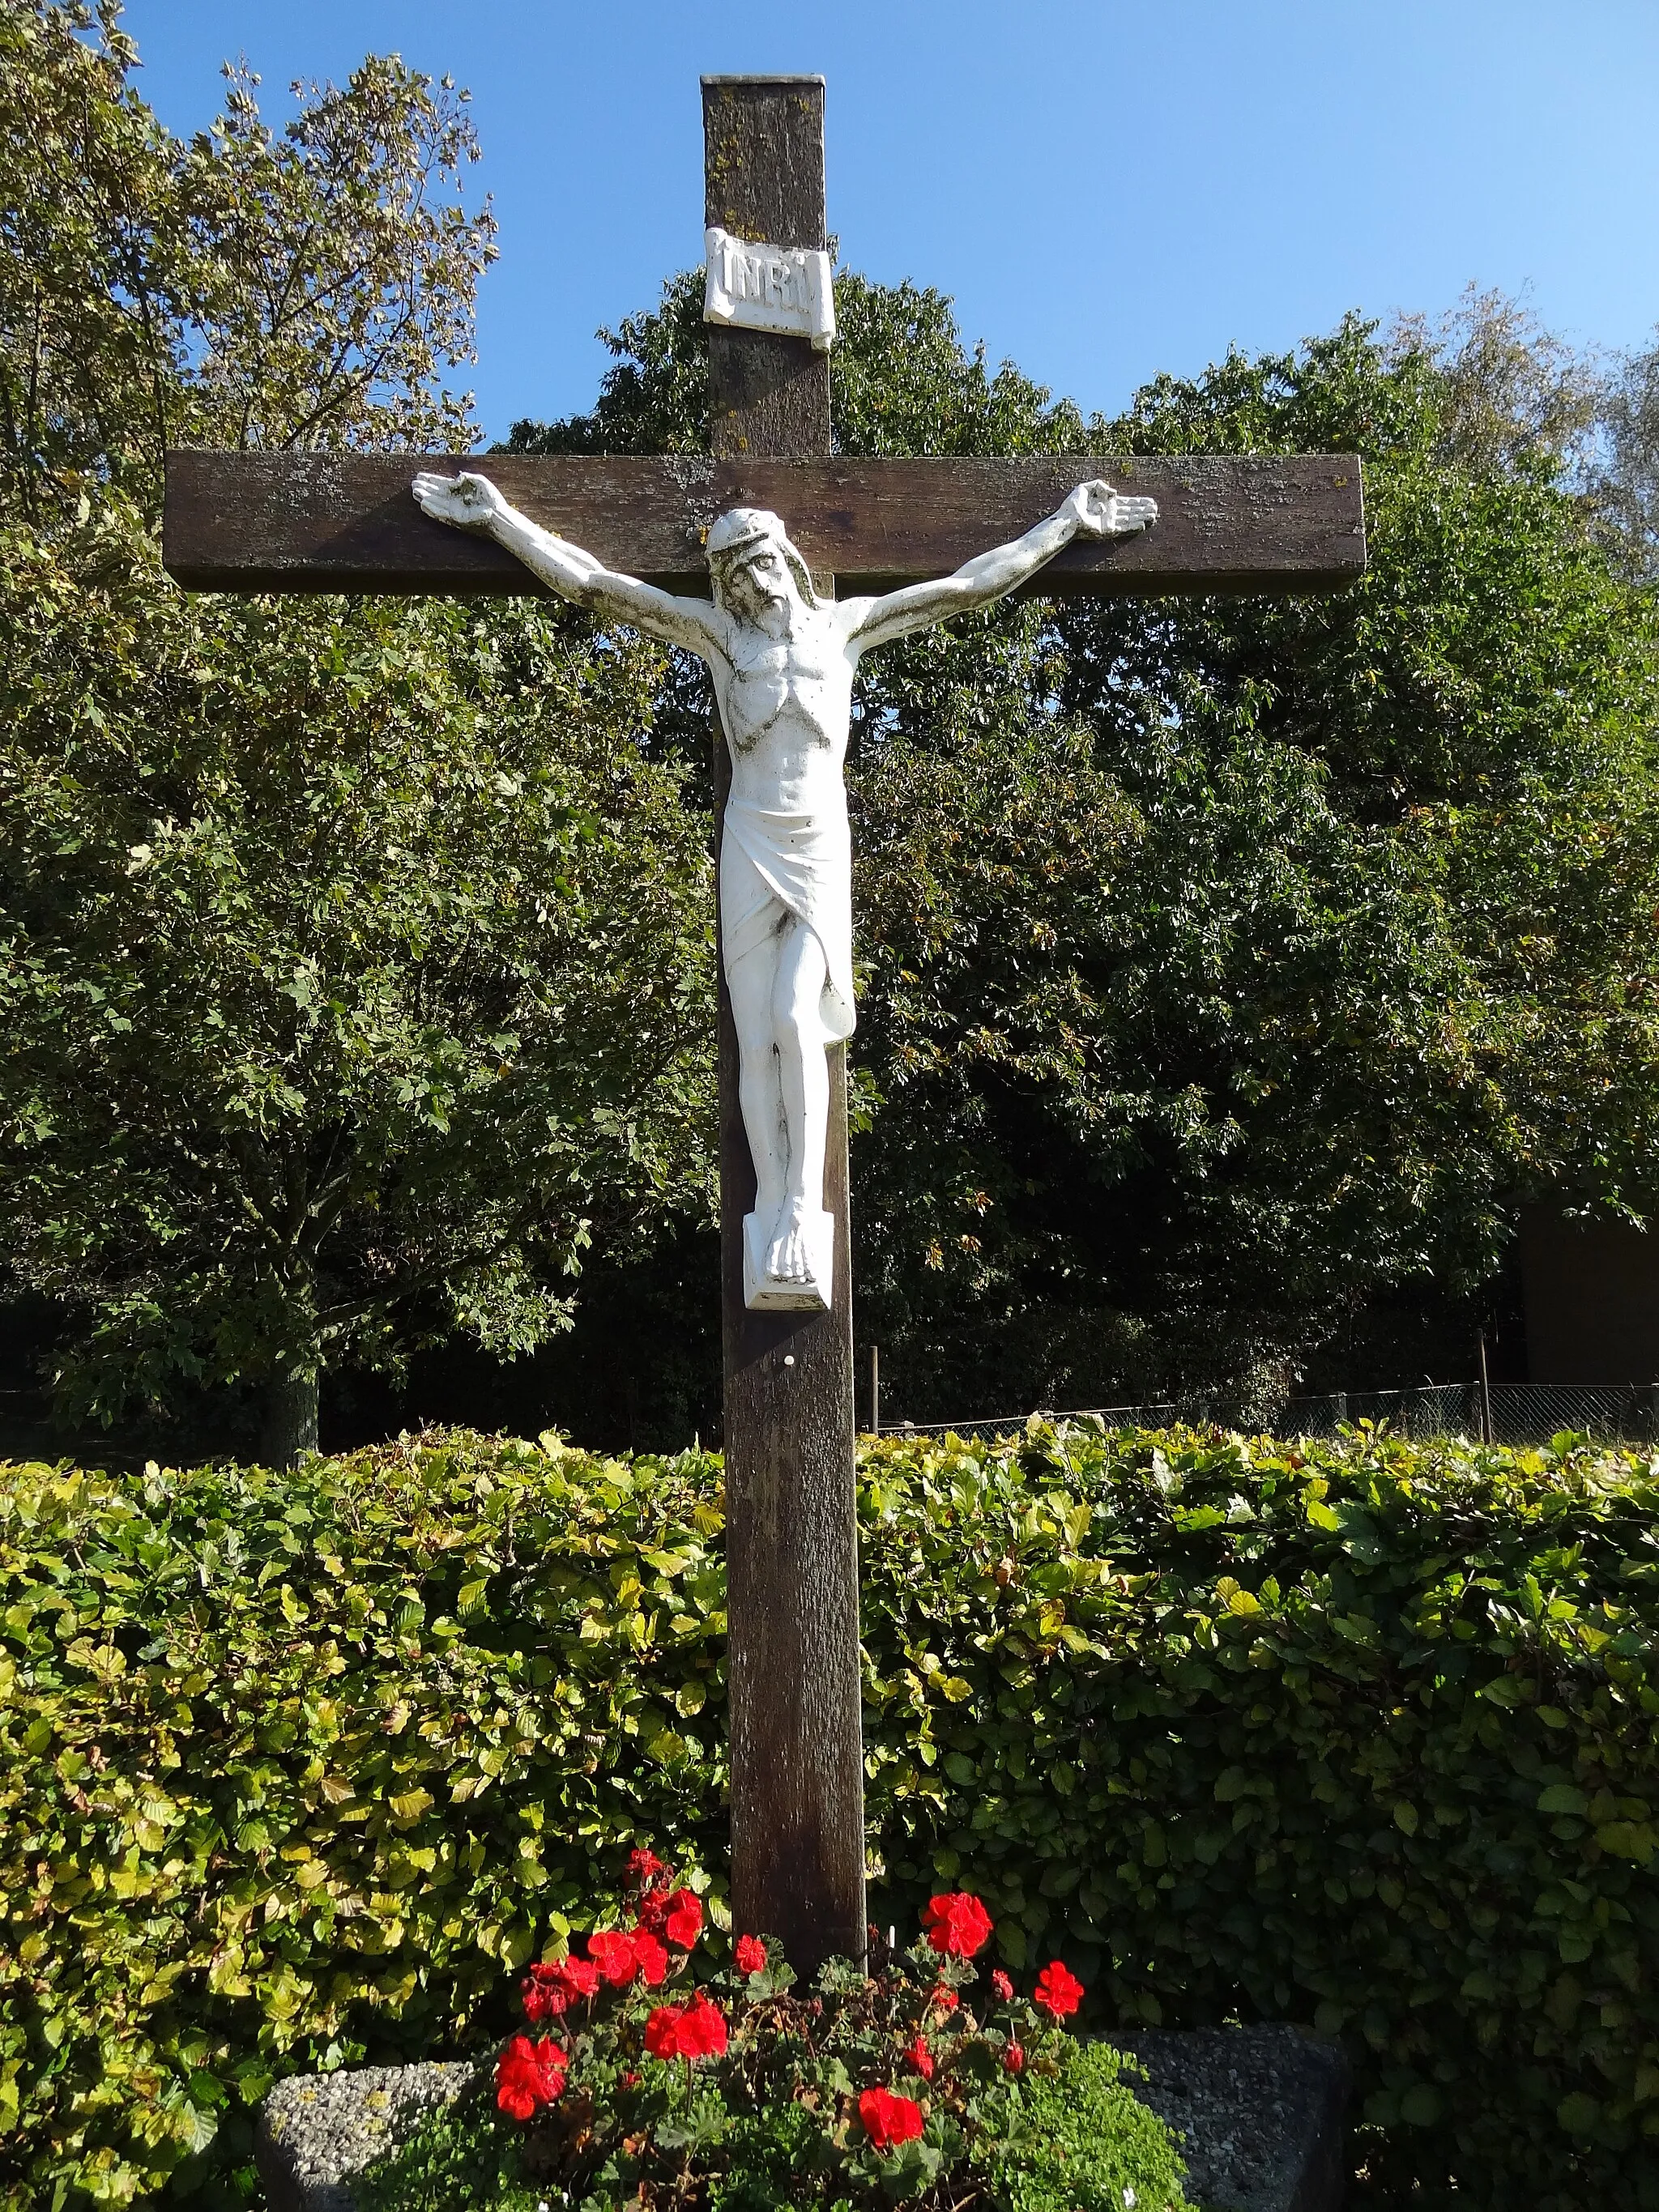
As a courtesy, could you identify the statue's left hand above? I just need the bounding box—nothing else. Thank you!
[412,469,509,531]
[1064,479,1159,539]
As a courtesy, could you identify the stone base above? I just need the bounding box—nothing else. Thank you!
[254,2061,476,2212]
[742,1207,834,1310]
[254,2027,1348,2212]
[1111,2024,1350,2212]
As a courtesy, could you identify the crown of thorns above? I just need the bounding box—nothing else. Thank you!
[704,507,786,562]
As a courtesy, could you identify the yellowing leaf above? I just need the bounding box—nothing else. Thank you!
[1594,1821,1654,1861]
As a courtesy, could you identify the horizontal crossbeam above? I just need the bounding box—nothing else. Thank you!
[164,451,1364,598]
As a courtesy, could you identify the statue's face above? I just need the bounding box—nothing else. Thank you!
[715,536,798,622]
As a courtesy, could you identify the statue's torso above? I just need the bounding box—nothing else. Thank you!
[714,607,853,815]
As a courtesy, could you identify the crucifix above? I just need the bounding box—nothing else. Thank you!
[164,75,1365,1975]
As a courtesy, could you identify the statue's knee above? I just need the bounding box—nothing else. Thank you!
[776,974,820,1037]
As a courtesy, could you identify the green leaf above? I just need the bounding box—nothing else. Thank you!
[1537,1784,1589,1815]
[1400,2085,1442,2127]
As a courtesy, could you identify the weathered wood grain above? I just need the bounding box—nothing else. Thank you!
[164,450,1365,598]
[706,76,866,1980]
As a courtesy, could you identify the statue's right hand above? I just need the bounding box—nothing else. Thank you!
[412,469,508,531]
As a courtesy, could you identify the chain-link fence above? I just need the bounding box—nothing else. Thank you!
[880,1400,1188,1441]
[877,1382,1659,1448]
[1282,1382,1659,1447]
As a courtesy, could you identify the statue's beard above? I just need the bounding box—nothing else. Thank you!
[718,575,791,624]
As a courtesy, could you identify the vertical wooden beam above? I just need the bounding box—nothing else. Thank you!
[702,76,833,463]
[703,73,866,1975]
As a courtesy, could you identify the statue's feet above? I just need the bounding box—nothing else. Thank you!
[766,1204,816,1285]
[742,1204,834,1312]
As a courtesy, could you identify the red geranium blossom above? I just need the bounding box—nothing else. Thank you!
[859,2086,924,2151]
[645,1993,729,2061]
[990,1969,1013,2001]
[586,1929,640,1986]
[1003,2041,1025,2073]
[1033,1959,1085,2018]
[645,2004,687,2061]
[663,1890,703,1949]
[586,1926,670,1988]
[921,1892,993,1958]
[522,1955,600,2022]
[631,1929,669,1986]
[628,1846,666,1883]
[904,2035,935,2081]
[680,1992,728,2056]
[735,1934,767,1973]
[495,2035,567,2120]
[635,1883,671,1933]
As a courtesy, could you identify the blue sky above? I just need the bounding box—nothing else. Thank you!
[122,0,1659,449]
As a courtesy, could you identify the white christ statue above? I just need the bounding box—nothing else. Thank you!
[412,469,1157,1309]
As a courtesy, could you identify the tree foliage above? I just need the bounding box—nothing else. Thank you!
[0,5,714,1458]
[0,507,712,1441]
[0,0,494,521]
[1596,329,1659,586]
[6,1,1658,1443]
[512,272,1659,1423]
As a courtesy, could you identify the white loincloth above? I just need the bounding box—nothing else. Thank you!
[719,795,855,1043]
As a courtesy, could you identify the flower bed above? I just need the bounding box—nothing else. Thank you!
[353,1852,1184,2212]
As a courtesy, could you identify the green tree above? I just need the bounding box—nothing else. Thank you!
[0,5,714,1462]
[512,273,1659,1424]
[1595,326,1659,585]
[0,0,492,516]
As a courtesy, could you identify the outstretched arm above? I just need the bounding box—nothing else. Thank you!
[412,471,727,659]
[841,479,1158,654]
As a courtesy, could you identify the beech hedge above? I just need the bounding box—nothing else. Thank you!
[2,1423,1657,2211]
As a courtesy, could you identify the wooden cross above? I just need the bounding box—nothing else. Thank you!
[164,75,1365,1975]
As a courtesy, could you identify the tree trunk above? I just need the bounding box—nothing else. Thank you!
[260,1369,319,1468]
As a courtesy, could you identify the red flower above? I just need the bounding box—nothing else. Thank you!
[635,1882,671,1933]
[1003,2041,1025,2073]
[586,1929,638,1986]
[680,1992,728,2056]
[859,2086,924,2152]
[735,1934,768,1974]
[522,1955,600,2022]
[628,1846,666,1883]
[630,1929,669,1986]
[495,2035,567,2120]
[1033,1959,1084,2019]
[586,1926,668,1988]
[927,1983,956,2015]
[663,1889,703,1949]
[645,1993,729,2061]
[904,2035,935,2081]
[990,1969,1013,2002]
[922,1892,993,1958]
